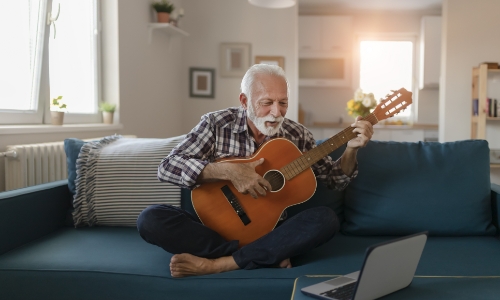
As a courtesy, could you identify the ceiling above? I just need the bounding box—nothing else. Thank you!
[298,0,442,12]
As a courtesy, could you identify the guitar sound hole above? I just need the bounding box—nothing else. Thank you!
[263,170,285,192]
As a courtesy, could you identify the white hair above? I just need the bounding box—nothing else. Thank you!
[240,64,289,100]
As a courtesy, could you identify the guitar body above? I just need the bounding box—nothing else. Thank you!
[191,138,317,247]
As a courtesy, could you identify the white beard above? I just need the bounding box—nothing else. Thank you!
[246,102,284,136]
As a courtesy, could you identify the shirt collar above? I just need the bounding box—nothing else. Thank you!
[233,106,248,133]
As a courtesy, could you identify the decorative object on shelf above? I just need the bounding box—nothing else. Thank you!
[189,68,215,98]
[50,95,67,126]
[152,0,174,23]
[255,56,285,70]
[490,149,500,164]
[220,43,251,77]
[170,7,184,27]
[248,0,296,9]
[99,102,117,124]
[346,88,377,119]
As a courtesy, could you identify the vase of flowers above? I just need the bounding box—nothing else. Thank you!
[346,88,377,119]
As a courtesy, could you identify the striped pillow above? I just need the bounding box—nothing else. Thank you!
[72,135,186,227]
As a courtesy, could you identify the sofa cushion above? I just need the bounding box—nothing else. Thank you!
[0,228,499,300]
[64,138,87,196]
[342,140,496,236]
[72,135,185,227]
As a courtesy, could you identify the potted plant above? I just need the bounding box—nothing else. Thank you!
[50,96,67,125]
[152,0,175,23]
[99,102,117,124]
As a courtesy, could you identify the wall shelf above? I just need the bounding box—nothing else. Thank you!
[148,23,189,44]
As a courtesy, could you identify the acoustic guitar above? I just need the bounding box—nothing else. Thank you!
[192,88,413,247]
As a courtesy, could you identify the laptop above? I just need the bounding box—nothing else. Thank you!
[301,232,428,300]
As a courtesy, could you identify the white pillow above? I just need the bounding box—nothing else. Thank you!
[73,135,186,227]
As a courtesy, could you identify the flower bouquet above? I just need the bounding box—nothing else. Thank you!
[346,88,377,119]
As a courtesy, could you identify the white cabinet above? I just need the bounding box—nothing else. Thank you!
[298,16,352,87]
[419,16,441,89]
[298,16,352,53]
[298,52,351,87]
[322,17,352,52]
[298,17,321,52]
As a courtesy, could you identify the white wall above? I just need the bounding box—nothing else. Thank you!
[117,0,185,138]
[440,0,500,142]
[179,0,298,134]
[298,11,440,125]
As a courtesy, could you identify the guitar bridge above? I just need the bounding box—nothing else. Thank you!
[221,185,251,226]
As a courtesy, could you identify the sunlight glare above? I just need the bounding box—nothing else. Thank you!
[359,41,413,116]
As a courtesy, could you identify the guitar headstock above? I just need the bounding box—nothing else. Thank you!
[372,88,413,122]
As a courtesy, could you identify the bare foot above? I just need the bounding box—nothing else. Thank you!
[279,258,292,268]
[170,253,239,277]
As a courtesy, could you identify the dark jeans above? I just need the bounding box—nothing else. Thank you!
[137,204,339,270]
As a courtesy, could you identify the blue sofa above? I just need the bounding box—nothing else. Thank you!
[1,140,499,300]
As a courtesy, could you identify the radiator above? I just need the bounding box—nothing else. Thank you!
[4,136,136,191]
[5,141,68,191]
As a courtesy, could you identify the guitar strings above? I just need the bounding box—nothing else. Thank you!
[262,114,379,186]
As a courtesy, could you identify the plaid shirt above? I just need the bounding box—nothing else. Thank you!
[158,106,357,190]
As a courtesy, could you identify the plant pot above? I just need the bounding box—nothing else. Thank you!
[51,111,65,125]
[102,111,114,124]
[157,12,170,23]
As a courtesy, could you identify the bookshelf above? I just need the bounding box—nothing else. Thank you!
[471,63,500,167]
[471,64,500,139]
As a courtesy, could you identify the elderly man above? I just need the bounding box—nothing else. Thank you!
[137,64,373,277]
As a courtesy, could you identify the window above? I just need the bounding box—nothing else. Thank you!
[358,38,414,118]
[0,0,101,125]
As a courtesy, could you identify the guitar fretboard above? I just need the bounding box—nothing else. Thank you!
[280,114,379,180]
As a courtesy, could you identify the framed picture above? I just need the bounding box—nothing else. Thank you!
[189,68,215,98]
[220,43,251,77]
[255,56,285,70]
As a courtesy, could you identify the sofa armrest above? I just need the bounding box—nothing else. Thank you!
[492,183,500,235]
[0,180,71,255]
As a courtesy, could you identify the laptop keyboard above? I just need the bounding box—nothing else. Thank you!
[320,282,356,300]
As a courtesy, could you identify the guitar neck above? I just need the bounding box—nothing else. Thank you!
[281,114,379,180]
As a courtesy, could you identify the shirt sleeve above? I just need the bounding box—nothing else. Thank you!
[157,114,215,190]
[303,127,358,191]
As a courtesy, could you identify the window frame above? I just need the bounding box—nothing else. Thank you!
[354,33,418,121]
[0,0,48,124]
[0,0,102,125]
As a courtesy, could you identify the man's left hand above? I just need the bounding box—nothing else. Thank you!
[347,116,373,149]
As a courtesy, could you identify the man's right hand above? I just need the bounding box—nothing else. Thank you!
[197,158,272,199]
[225,158,272,199]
